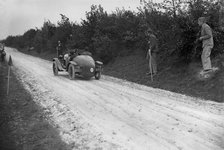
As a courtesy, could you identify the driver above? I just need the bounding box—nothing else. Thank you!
[56,41,63,58]
[69,49,78,60]
[63,49,78,67]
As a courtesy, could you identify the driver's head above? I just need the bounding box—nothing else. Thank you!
[145,28,153,37]
[198,17,206,26]
[70,49,76,54]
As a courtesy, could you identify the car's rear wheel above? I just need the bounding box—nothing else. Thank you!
[68,64,75,80]
[53,62,58,76]
[95,71,101,80]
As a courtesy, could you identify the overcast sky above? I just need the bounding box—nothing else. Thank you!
[0,0,161,40]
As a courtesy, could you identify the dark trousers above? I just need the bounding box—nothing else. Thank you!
[148,52,157,74]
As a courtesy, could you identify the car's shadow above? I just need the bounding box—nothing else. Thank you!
[56,72,95,81]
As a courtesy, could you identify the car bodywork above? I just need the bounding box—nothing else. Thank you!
[53,51,103,80]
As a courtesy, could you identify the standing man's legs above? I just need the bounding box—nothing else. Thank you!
[152,52,157,74]
[201,46,212,71]
[148,52,157,74]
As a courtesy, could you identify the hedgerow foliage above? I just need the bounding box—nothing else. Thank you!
[3,0,224,64]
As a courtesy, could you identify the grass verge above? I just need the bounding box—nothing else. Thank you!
[104,54,224,102]
[0,62,71,150]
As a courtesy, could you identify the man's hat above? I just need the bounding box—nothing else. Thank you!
[147,28,153,34]
[198,17,206,23]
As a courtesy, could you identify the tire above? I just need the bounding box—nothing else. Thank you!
[95,71,101,80]
[68,64,75,80]
[53,62,58,76]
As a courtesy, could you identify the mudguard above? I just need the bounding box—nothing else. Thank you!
[53,58,64,71]
[68,61,80,72]
[95,61,103,72]
[95,61,103,66]
[69,61,78,66]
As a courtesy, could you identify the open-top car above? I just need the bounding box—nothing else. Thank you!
[53,49,103,80]
[0,43,6,62]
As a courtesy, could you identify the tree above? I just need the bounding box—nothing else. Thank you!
[41,20,56,52]
[161,0,184,18]
[22,29,37,50]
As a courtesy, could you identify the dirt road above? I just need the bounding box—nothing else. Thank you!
[5,48,224,150]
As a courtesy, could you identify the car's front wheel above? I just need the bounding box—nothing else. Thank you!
[95,71,101,80]
[68,64,75,80]
[53,62,58,76]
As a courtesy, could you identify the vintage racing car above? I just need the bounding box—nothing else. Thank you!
[0,43,6,62]
[53,49,103,80]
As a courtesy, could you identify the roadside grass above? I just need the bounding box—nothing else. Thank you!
[104,53,224,103]
[17,48,224,102]
[0,62,71,150]
[20,48,57,61]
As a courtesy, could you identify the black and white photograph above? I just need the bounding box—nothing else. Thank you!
[0,0,224,149]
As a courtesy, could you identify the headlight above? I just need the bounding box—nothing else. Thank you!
[90,68,94,72]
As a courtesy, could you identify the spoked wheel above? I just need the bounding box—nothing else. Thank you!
[95,71,101,80]
[68,64,75,80]
[53,62,58,76]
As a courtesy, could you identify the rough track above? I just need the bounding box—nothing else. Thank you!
[6,48,224,150]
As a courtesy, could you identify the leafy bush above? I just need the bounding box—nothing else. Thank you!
[3,1,224,64]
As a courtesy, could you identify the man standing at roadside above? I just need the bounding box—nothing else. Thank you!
[198,17,214,73]
[146,29,159,75]
[56,41,63,58]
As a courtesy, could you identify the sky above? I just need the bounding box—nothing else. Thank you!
[0,0,165,40]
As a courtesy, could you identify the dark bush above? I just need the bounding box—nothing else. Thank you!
[3,1,224,64]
